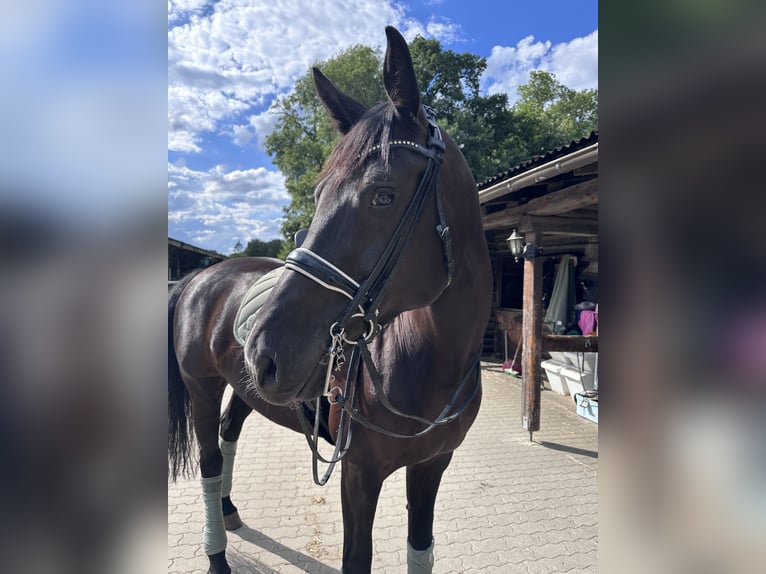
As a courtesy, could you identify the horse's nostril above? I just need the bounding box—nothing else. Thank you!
[255,352,277,389]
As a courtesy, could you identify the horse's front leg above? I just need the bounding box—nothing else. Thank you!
[405,452,453,574]
[340,458,384,573]
[218,392,253,530]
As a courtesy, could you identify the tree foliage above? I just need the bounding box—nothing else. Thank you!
[512,70,598,156]
[407,37,533,183]
[230,238,283,258]
[265,39,598,258]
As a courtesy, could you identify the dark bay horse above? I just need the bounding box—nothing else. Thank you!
[168,26,492,574]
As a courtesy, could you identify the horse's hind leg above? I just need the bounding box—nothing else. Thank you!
[218,391,252,530]
[405,452,453,574]
[191,380,231,574]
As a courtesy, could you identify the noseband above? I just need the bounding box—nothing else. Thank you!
[283,107,478,485]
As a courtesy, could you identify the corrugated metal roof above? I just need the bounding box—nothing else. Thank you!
[476,131,599,191]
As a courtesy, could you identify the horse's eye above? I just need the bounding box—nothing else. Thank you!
[372,189,395,207]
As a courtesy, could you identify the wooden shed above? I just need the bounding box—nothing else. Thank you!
[168,237,226,283]
[478,132,599,436]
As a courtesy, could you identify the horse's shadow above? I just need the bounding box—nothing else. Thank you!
[229,525,340,574]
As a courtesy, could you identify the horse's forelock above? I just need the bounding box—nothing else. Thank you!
[319,102,395,187]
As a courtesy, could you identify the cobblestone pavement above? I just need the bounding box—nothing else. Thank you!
[168,362,598,573]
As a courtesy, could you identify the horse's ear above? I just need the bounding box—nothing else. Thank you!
[312,67,367,135]
[383,26,420,120]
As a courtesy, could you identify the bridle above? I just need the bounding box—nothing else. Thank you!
[285,106,454,343]
[283,106,480,485]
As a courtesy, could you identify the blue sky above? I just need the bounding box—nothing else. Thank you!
[168,0,598,254]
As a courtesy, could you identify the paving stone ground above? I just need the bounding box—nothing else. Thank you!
[168,361,598,573]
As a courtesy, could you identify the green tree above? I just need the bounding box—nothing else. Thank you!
[407,37,531,182]
[230,238,284,258]
[408,36,484,121]
[512,70,598,155]
[444,93,537,183]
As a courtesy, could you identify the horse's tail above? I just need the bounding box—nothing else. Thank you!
[168,271,202,482]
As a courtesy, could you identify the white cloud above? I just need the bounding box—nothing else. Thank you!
[227,107,281,150]
[547,31,599,91]
[248,108,281,150]
[168,0,214,24]
[168,0,406,153]
[230,124,254,147]
[167,0,467,153]
[483,30,598,102]
[398,15,462,45]
[168,162,288,253]
[425,17,463,44]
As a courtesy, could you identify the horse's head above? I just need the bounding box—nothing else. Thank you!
[245,27,482,405]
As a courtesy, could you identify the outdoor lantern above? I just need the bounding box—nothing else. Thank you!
[507,230,525,261]
[506,229,542,262]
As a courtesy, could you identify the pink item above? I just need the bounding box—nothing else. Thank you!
[579,310,596,336]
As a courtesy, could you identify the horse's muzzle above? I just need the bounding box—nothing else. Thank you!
[247,341,324,405]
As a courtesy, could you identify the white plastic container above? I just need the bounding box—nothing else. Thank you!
[548,352,574,366]
[560,366,595,397]
[559,352,598,372]
[541,359,570,395]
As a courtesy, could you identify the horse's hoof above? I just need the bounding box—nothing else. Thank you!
[207,551,231,574]
[224,510,243,530]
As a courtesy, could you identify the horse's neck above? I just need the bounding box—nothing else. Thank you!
[386,252,490,376]
[384,175,491,376]
[433,269,490,351]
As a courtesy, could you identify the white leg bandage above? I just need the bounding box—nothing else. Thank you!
[407,538,434,574]
[219,439,237,498]
[200,475,227,555]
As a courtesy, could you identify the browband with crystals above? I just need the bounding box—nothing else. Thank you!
[362,139,437,160]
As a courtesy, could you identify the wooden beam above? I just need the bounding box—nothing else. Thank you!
[482,178,598,230]
[543,335,599,353]
[521,228,543,438]
[518,215,598,237]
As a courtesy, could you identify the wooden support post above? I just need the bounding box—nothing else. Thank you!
[521,228,543,439]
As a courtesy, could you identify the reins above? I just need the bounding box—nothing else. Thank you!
[334,341,481,439]
[298,339,481,486]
